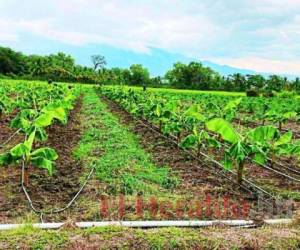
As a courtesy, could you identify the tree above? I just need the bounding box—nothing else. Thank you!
[165,62,220,90]
[91,55,106,71]
[128,64,150,86]
[229,73,246,91]
[0,47,27,75]
[246,74,265,89]
[294,77,300,92]
[266,75,285,91]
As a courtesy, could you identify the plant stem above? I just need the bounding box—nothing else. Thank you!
[237,161,244,185]
[24,167,29,186]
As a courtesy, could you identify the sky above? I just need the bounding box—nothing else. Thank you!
[0,0,300,76]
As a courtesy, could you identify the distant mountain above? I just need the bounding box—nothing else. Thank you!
[73,45,261,77]
[201,60,256,76]
[7,34,297,79]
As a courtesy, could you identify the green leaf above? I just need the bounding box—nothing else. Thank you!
[42,104,67,122]
[274,131,293,146]
[34,113,54,127]
[46,109,67,123]
[206,118,239,144]
[224,98,242,111]
[31,147,58,161]
[35,127,48,141]
[24,130,36,152]
[31,157,55,175]
[283,111,297,119]
[228,141,250,163]
[184,104,205,121]
[253,153,267,166]
[207,138,221,149]
[247,126,279,145]
[180,134,197,149]
[10,143,28,158]
[0,153,13,166]
[222,153,233,170]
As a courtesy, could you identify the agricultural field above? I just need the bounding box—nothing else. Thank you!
[0,79,300,249]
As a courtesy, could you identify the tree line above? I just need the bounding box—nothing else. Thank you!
[0,46,299,93]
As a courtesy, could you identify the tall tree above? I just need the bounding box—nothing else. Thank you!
[128,64,150,86]
[91,55,106,71]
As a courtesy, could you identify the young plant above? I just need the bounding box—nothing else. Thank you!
[247,126,300,165]
[205,118,251,185]
[180,126,221,157]
[0,129,58,185]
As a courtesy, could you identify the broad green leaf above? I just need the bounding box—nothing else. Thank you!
[277,144,300,156]
[283,111,297,119]
[0,153,13,166]
[228,141,250,163]
[45,108,66,123]
[222,153,233,170]
[184,104,205,121]
[206,118,239,144]
[253,153,267,166]
[180,134,197,149]
[31,157,54,175]
[34,113,54,127]
[10,143,28,158]
[274,131,293,146]
[247,126,279,145]
[207,138,221,148]
[31,147,58,161]
[24,130,36,152]
[35,127,48,141]
[224,98,242,111]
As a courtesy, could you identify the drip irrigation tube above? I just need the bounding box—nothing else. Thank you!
[0,219,292,231]
[21,161,96,222]
[0,128,21,148]
[270,159,300,176]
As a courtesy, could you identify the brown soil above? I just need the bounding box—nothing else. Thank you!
[0,111,23,147]
[0,97,100,223]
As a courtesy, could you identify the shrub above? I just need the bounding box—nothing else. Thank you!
[262,91,275,98]
[246,89,260,97]
[277,91,297,98]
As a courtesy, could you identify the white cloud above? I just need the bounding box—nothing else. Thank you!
[213,57,300,75]
[0,0,300,74]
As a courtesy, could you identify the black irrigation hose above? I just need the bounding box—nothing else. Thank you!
[257,163,300,182]
[203,130,300,182]
[270,160,300,176]
[0,128,21,149]
[103,97,276,206]
[21,160,96,223]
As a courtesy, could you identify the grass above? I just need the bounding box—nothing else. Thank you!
[74,87,178,196]
[0,225,68,249]
[108,85,246,96]
[0,224,299,249]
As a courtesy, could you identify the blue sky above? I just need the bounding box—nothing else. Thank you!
[0,0,299,75]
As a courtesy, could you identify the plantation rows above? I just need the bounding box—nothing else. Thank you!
[0,81,80,180]
[101,86,300,186]
[132,88,300,132]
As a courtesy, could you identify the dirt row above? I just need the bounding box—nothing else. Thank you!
[0,98,88,223]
